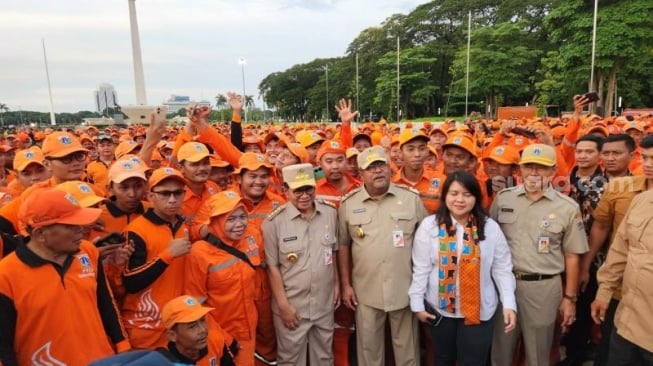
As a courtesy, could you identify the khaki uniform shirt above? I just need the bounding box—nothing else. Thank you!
[490,185,588,274]
[338,184,427,311]
[596,190,653,352]
[592,175,648,242]
[262,200,338,320]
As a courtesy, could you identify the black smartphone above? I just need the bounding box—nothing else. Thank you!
[95,232,126,247]
[423,299,444,327]
[584,92,599,103]
[511,127,537,139]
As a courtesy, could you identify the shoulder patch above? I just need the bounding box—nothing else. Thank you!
[340,187,361,203]
[317,199,337,209]
[266,205,287,221]
[394,184,420,195]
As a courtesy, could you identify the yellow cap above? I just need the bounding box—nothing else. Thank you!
[398,128,428,147]
[177,142,211,163]
[282,163,316,190]
[519,144,556,167]
[357,146,387,170]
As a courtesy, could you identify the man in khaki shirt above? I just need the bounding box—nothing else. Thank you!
[263,163,339,366]
[338,146,427,366]
[591,190,653,364]
[490,144,588,366]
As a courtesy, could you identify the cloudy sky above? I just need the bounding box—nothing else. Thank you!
[1,0,424,113]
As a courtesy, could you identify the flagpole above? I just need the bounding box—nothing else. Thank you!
[396,36,400,123]
[465,11,471,119]
[42,38,56,126]
[355,52,360,123]
[589,0,598,114]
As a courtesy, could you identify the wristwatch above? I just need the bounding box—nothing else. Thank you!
[563,294,578,303]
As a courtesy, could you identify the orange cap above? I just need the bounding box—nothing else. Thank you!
[429,126,448,137]
[115,140,142,159]
[177,142,211,163]
[19,188,101,229]
[278,140,310,164]
[55,181,106,208]
[16,132,30,143]
[427,145,439,158]
[345,147,360,159]
[162,296,214,330]
[148,167,186,189]
[208,190,245,218]
[42,132,87,158]
[33,131,46,141]
[233,152,273,174]
[108,159,147,183]
[398,128,429,147]
[483,146,519,165]
[607,125,622,135]
[316,140,345,162]
[242,136,265,152]
[624,121,644,133]
[210,155,231,168]
[0,145,16,153]
[551,126,566,138]
[296,131,325,148]
[13,147,45,172]
[442,134,477,158]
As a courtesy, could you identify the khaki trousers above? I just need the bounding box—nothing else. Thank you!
[355,303,420,366]
[491,276,562,366]
[273,311,334,366]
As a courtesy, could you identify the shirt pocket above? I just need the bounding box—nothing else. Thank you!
[279,240,305,266]
[497,211,517,225]
[390,212,416,235]
[348,213,372,232]
[626,216,653,249]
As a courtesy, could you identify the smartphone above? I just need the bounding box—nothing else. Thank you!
[95,232,126,247]
[584,92,599,103]
[511,127,536,139]
[423,299,444,327]
[153,106,168,124]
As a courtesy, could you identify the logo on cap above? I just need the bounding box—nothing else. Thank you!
[164,167,175,174]
[226,191,237,198]
[58,136,72,145]
[330,141,340,148]
[533,148,542,156]
[495,147,504,155]
[256,154,265,162]
[121,162,134,170]
[453,137,462,144]
[194,143,204,151]
[78,184,92,194]
[184,297,196,306]
[295,168,310,181]
[24,151,35,159]
[64,193,79,206]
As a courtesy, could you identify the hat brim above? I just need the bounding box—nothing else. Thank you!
[234,162,273,174]
[111,171,147,184]
[179,153,210,163]
[443,143,476,158]
[519,158,556,167]
[15,160,45,172]
[209,201,245,219]
[55,207,102,227]
[358,157,387,170]
[78,196,107,208]
[287,179,316,190]
[150,175,187,189]
[166,307,214,329]
[399,135,429,148]
[483,156,515,165]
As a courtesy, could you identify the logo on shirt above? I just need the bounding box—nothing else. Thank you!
[128,289,162,329]
[31,341,66,366]
[209,357,217,366]
[76,253,95,279]
[431,178,440,189]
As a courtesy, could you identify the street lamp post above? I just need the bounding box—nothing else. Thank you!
[239,57,247,122]
[324,64,329,122]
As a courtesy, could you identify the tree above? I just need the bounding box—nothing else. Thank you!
[215,94,227,121]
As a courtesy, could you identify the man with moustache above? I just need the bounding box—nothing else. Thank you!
[490,144,588,366]
[338,146,427,366]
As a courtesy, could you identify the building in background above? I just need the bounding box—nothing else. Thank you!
[94,83,118,114]
[163,95,212,115]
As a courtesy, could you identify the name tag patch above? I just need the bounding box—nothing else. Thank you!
[501,208,514,212]
[282,236,298,242]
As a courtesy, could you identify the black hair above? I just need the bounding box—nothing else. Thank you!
[353,134,372,144]
[602,134,636,152]
[575,134,604,151]
[435,171,487,241]
[641,134,653,149]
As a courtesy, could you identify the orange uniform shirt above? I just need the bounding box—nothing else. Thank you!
[86,159,114,196]
[121,209,189,349]
[181,181,220,221]
[315,174,361,208]
[0,241,129,365]
[391,168,444,214]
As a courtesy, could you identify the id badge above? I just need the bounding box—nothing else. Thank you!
[323,248,333,265]
[537,236,550,254]
[392,230,405,248]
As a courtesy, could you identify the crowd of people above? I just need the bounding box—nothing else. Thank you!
[0,91,652,366]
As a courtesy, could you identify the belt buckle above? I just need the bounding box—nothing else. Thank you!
[535,274,542,281]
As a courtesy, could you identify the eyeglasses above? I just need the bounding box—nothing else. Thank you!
[52,151,87,164]
[151,189,185,199]
[291,186,315,198]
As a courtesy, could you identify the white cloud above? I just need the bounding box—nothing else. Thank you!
[0,0,424,112]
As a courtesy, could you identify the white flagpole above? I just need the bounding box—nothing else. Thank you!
[396,36,400,123]
[42,38,56,126]
[465,11,471,118]
[355,52,359,123]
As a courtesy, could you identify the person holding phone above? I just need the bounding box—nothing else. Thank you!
[409,171,517,366]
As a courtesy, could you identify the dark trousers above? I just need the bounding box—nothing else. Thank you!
[562,263,599,362]
[606,328,653,366]
[428,316,494,366]
[595,299,620,366]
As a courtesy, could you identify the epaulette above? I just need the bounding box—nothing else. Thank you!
[340,187,361,203]
[394,184,420,195]
[497,186,519,195]
[317,199,337,209]
[266,205,286,221]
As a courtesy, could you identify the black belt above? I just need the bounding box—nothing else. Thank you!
[514,273,559,281]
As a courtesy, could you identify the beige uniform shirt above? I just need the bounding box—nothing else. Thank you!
[262,200,338,320]
[338,184,428,311]
[489,185,588,274]
[596,190,653,352]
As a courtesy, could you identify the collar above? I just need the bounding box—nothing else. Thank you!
[143,208,185,234]
[167,341,208,364]
[285,201,321,220]
[514,185,557,200]
[105,199,146,218]
[16,242,74,273]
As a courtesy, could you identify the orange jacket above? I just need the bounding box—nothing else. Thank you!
[315,174,361,208]
[121,209,189,349]
[181,181,220,220]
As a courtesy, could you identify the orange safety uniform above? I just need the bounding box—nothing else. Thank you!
[315,174,361,207]
[391,168,445,214]
[121,209,189,349]
[185,227,262,366]
[0,241,130,365]
[86,159,114,196]
[181,181,220,221]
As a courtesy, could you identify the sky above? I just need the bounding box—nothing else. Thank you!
[0,0,425,113]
